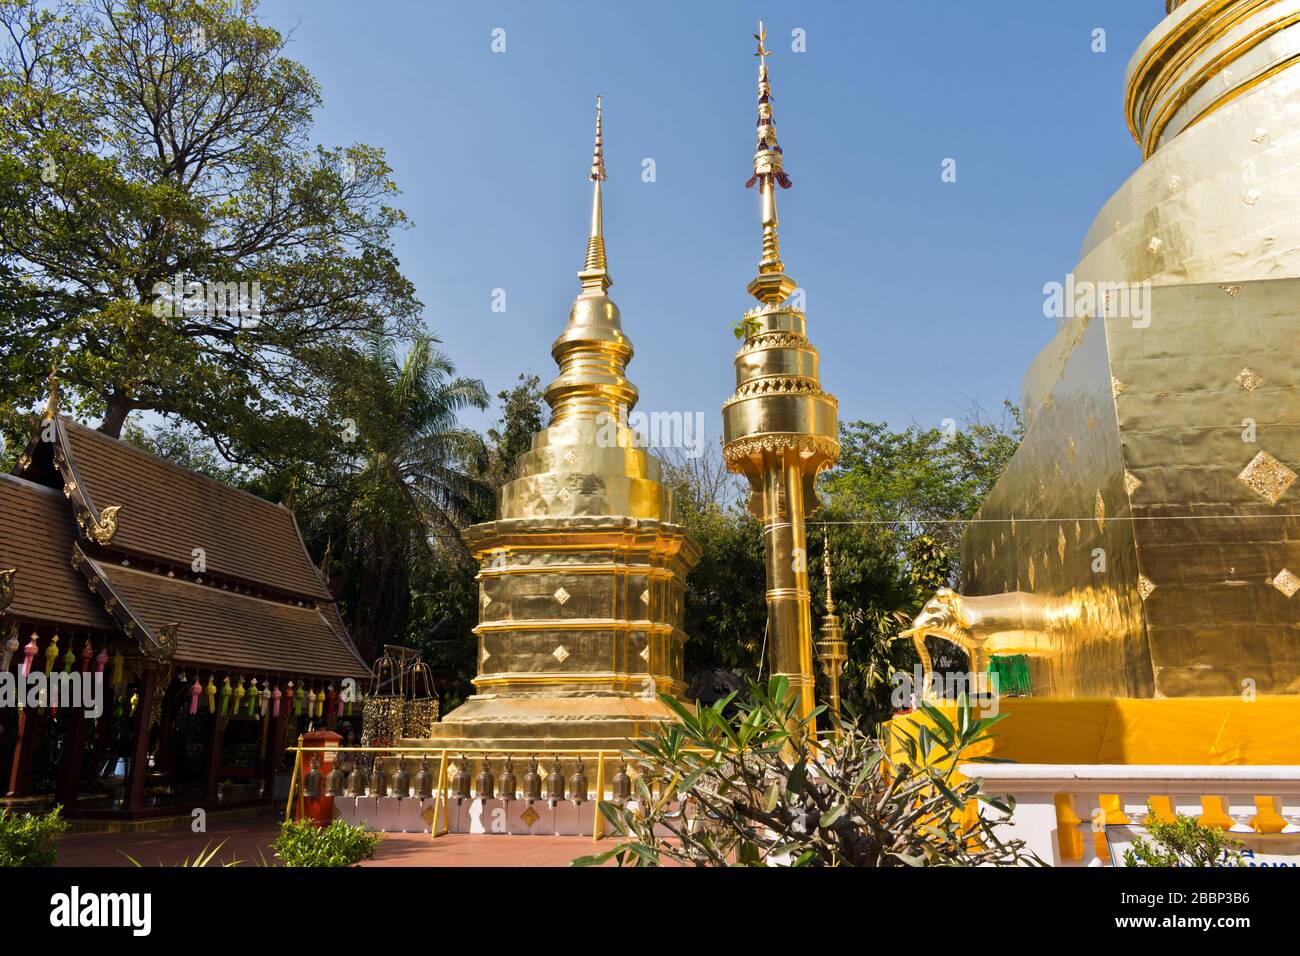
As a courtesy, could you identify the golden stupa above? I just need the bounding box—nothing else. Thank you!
[421,100,701,752]
[907,0,1300,700]
[722,22,839,726]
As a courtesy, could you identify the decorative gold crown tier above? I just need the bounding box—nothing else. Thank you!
[1129,0,1300,157]
[418,100,700,752]
[722,303,839,475]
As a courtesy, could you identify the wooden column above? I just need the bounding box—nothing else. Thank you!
[53,709,89,808]
[202,712,227,804]
[6,708,45,797]
[121,664,158,812]
[262,704,287,799]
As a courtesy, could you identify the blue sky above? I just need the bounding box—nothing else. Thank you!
[258,0,1162,437]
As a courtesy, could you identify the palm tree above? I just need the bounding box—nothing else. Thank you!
[339,334,489,657]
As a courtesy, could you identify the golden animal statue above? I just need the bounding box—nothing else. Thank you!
[901,588,1082,696]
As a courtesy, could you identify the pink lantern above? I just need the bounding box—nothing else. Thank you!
[189,676,202,715]
[21,633,38,677]
[271,684,282,717]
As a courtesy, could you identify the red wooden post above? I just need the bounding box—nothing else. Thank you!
[121,665,158,812]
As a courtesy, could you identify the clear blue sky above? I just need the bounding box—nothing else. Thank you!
[258,0,1162,436]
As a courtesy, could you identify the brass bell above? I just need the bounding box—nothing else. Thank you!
[324,756,345,796]
[391,756,410,798]
[303,756,323,797]
[347,759,368,796]
[569,757,588,804]
[413,757,432,799]
[498,756,517,800]
[451,755,472,802]
[611,759,632,803]
[546,760,566,803]
[475,758,494,799]
[523,756,542,801]
[368,758,387,798]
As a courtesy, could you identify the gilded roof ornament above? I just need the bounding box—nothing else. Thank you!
[745,20,796,304]
[578,96,611,295]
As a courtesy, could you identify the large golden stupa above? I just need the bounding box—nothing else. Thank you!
[421,101,700,752]
[909,0,1300,700]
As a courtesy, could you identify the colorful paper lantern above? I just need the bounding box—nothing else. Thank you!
[189,676,202,715]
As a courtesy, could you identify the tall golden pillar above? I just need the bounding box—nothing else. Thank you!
[722,24,839,727]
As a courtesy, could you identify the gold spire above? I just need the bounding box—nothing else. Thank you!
[746,20,796,304]
[578,96,611,295]
[822,529,835,616]
[817,529,848,721]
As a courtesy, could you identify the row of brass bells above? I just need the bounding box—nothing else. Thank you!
[546,761,565,802]
[369,760,387,797]
[476,759,494,799]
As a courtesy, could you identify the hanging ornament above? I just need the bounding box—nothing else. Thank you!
[233,676,246,716]
[325,685,337,720]
[80,639,94,673]
[219,676,232,715]
[62,644,75,673]
[129,690,139,716]
[306,686,317,720]
[294,682,305,716]
[260,682,271,717]
[189,676,202,715]
[95,645,108,675]
[43,633,59,675]
[21,632,38,677]
[205,674,217,713]
[271,684,282,717]
[2,627,19,672]
[247,677,259,716]
[110,649,125,688]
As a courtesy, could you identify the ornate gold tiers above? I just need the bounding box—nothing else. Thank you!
[418,100,700,753]
[1130,0,1300,157]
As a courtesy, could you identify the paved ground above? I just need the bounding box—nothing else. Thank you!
[56,816,604,867]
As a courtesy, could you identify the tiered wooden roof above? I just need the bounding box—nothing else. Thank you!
[6,417,366,680]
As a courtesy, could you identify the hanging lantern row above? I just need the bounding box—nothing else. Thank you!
[2,629,126,715]
[176,671,355,719]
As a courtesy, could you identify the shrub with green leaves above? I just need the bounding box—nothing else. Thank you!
[1122,805,1245,867]
[0,805,68,867]
[273,819,380,867]
[574,677,1040,867]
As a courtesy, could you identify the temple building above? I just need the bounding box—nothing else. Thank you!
[908,0,1300,699]
[418,99,701,753]
[1,390,367,820]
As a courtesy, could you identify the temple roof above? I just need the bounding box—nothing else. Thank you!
[82,556,367,678]
[0,474,115,632]
[52,419,332,600]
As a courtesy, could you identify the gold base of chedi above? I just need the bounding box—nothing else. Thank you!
[412,100,700,753]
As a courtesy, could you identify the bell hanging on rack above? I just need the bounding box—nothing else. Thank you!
[413,757,432,799]
[451,756,472,802]
[391,756,410,798]
[611,759,632,803]
[523,756,542,802]
[368,756,387,797]
[347,758,368,796]
[546,760,566,803]
[325,755,345,796]
[303,756,323,797]
[569,757,588,804]
[475,757,494,800]
[498,756,517,801]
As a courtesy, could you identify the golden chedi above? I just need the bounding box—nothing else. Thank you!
[910,0,1300,698]
[722,23,839,726]
[421,100,700,751]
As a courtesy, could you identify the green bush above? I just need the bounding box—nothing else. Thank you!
[0,806,68,867]
[273,819,380,867]
[1123,804,1245,867]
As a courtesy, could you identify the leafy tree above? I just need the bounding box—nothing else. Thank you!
[0,0,419,466]
[475,373,544,501]
[574,679,1039,868]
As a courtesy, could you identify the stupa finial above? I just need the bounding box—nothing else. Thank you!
[745,20,796,304]
[42,359,60,422]
[822,529,835,615]
[578,95,611,294]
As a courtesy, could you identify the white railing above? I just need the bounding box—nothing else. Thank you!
[963,763,1300,866]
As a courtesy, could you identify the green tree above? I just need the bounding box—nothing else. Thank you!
[476,373,544,501]
[0,0,419,465]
